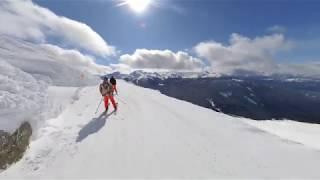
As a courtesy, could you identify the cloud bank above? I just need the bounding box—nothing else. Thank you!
[0,0,115,56]
[267,25,287,34]
[0,36,110,86]
[120,49,204,70]
[194,33,292,74]
[277,63,320,77]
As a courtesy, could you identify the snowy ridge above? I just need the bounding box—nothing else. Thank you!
[1,81,320,178]
[110,69,320,83]
[110,70,221,81]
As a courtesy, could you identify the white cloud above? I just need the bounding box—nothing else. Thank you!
[120,49,204,70]
[194,33,292,74]
[277,62,320,77]
[39,44,110,74]
[267,25,287,34]
[0,36,110,86]
[0,0,115,56]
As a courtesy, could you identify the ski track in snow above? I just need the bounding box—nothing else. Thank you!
[1,81,320,179]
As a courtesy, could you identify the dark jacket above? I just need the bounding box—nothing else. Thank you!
[110,77,116,85]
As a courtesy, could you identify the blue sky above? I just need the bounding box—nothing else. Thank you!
[33,0,320,63]
[1,0,320,74]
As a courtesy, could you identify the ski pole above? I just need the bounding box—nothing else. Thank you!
[116,95,126,104]
[95,98,103,114]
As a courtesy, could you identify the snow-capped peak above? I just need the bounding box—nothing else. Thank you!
[108,70,221,81]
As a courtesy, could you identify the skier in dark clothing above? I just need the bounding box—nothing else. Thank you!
[109,76,118,95]
[99,77,117,112]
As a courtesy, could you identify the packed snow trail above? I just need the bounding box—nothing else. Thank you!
[1,81,320,179]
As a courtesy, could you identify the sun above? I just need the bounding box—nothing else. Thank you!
[123,0,152,13]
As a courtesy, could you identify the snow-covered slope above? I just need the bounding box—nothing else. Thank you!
[0,60,47,133]
[244,119,320,150]
[109,70,221,81]
[1,80,320,179]
[0,36,107,133]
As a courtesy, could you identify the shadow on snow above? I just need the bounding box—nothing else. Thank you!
[76,111,114,143]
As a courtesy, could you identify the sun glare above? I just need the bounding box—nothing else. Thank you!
[125,0,152,13]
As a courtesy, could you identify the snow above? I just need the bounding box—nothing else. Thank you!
[120,70,221,81]
[284,78,314,82]
[243,119,320,150]
[247,87,253,92]
[46,86,82,120]
[220,91,232,98]
[244,96,258,105]
[208,98,215,107]
[0,36,104,133]
[207,98,221,111]
[232,78,244,82]
[1,80,320,179]
[0,60,47,133]
[305,92,318,98]
[0,59,82,133]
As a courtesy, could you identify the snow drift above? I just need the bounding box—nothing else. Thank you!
[0,36,106,133]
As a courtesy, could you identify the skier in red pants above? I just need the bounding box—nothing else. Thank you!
[99,77,117,112]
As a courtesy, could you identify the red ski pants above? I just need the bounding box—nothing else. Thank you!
[104,95,117,110]
[112,85,118,94]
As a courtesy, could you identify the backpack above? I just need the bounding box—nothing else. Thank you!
[100,82,113,96]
